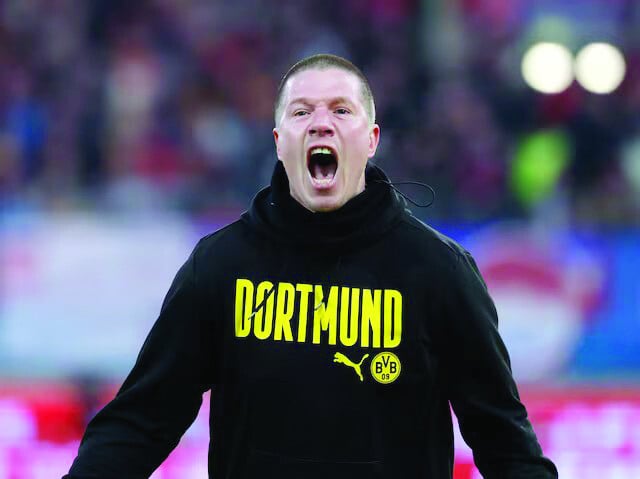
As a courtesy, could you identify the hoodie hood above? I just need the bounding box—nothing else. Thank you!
[242,161,406,251]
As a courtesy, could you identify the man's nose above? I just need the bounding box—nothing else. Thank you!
[308,111,334,137]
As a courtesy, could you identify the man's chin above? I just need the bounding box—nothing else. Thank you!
[310,204,341,213]
[302,193,344,213]
[291,185,348,212]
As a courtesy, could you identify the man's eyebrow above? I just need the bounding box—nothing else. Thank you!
[287,97,356,107]
[287,98,312,107]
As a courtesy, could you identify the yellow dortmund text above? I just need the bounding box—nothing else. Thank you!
[234,279,403,349]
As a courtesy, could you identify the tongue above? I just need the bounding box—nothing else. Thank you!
[313,162,336,180]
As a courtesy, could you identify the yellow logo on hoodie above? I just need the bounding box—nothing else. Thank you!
[234,279,402,349]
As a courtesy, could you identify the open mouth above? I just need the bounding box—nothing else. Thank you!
[307,146,338,187]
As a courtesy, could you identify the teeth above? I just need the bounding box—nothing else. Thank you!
[310,147,333,155]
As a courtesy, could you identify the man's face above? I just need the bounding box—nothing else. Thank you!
[273,68,380,212]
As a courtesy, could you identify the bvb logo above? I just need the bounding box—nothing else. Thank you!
[370,352,401,384]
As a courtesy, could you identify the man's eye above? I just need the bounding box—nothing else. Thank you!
[335,108,350,114]
[293,110,309,117]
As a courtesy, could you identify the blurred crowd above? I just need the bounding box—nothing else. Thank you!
[1,0,639,224]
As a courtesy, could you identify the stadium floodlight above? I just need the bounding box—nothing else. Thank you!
[521,42,574,94]
[575,42,626,94]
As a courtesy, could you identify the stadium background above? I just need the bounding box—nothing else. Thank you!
[1,0,639,477]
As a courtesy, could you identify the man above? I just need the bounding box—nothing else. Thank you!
[65,54,557,478]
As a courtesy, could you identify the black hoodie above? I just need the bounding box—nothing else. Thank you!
[66,162,558,479]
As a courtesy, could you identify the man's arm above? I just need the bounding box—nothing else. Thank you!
[441,251,558,478]
[64,246,214,478]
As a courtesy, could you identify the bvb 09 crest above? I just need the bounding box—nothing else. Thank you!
[370,352,401,384]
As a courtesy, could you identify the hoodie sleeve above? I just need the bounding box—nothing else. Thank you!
[441,250,558,479]
[64,244,214,478]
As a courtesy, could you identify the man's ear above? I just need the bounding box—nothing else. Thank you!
[368,124,381,158]
[273,128,281,160]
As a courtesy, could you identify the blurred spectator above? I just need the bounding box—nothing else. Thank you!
[0,0,637,225]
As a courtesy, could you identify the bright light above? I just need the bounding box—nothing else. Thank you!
[575,42,626,94]
[521,42,574,94]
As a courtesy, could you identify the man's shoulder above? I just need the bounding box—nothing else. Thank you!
[197,218,246,247]
[190,219,249,262]
[397,214,467,260]
[396,215,486,295]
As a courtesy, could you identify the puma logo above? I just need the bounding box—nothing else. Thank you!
[333,352,370,382]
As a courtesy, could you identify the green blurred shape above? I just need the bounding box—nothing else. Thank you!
[525,15,576,48]
[621,136,640,195]
[511,129,570,207]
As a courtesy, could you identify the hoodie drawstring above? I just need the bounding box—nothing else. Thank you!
[373,179,436,208]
